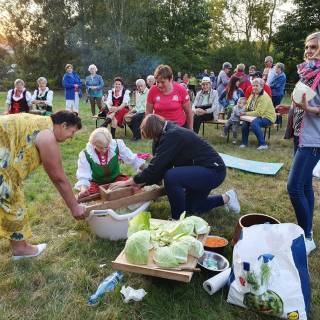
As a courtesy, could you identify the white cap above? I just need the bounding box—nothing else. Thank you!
[201,76,211,84]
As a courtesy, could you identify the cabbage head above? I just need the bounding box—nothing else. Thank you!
[170,241,189,264]
[179,235,204,258]
[127,212,151,237]
[184,216,209,235]
[153,247,180,268]
[124,230,151,265]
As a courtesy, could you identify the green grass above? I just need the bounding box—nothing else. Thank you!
[0,92,319,320]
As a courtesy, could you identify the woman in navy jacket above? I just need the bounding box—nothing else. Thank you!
[269,62,286,107]
[109,114,240,219]
[62,64,82,114]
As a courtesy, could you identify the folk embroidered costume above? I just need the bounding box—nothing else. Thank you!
[75,139,144,195]
[6,88,32,114]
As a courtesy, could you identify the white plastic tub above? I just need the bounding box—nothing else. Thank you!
[87,201,150,240]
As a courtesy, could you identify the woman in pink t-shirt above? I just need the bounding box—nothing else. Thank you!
[146,64,193,129]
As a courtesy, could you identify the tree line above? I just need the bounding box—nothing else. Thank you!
[0,0,319,86]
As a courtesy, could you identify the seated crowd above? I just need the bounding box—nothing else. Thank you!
[4,56,285,150]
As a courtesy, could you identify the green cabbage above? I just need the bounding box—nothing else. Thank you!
[178,235,204,258]
[184,216,209,235]
[170,241,189,263]
[153,247,180,268]
[127,212,151,237]
[167,219,195,239]
[124,230,151,265]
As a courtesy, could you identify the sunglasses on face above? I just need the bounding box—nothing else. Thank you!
[305,45,318,50]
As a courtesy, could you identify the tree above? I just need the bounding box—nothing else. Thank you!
[273,0,320,81]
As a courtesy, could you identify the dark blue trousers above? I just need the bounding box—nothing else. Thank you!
[164,166,226,219]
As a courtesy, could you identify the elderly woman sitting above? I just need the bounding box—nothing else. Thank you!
[99,77,130,138]
[75,127,145,198]
[31,77,54,115]
[192,76,219,134]
[124,79,149,141]
[5,79,32,114]
[240,78,276,150]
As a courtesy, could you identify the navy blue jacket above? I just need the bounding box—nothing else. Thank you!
[62,72,82,100]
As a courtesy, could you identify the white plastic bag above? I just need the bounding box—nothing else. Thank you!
[227,223,310,319]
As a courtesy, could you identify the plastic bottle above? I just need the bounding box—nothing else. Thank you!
[87,271,124,306]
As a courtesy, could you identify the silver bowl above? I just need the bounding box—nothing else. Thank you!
[198,250,230,272]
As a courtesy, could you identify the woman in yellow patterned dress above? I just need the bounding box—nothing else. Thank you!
[0,110,86,260]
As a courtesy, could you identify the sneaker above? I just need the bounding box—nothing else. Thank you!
[225,190,240,214]
[220,133,227,138]
[305,238,316,255]
[239,144,247,148]
[257,145,268,150]
[232,140,237,144]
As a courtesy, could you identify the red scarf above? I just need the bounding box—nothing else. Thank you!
[297,59,320,89]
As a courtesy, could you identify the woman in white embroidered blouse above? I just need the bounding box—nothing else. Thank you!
[31,77,54,115]
[5,79,32,114]
[75,127,145,198]
[99,77,131,139]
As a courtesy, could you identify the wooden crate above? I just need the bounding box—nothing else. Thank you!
[82,186,166,214]
[99,185,137,201]
[112,219,209,283]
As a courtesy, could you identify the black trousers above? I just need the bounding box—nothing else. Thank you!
[193,113,213,134]
[128,112,145,139]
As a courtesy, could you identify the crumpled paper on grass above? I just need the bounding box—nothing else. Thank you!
[120,286,147,303]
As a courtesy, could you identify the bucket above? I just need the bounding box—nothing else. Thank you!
[86,201,150,240]
[232,213,280,245]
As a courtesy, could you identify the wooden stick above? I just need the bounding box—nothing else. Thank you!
[154,267,201,272]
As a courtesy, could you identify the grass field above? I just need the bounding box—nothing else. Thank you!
[0,92,319,320]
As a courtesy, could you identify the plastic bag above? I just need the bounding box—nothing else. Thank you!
[227,223,310,320]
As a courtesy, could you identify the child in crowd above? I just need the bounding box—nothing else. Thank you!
[222,97,246,144]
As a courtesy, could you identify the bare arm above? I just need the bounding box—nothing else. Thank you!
[35,130,86,220]
[145,102,154,115]
[182,100,193,130]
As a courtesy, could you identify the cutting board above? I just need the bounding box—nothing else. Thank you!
[112,219,209,283]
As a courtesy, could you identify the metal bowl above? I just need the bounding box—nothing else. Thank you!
[198,250,230,272]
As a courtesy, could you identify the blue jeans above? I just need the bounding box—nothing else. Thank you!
[287,147,320,238]
[164,166,226,219]
[241,117,272,146]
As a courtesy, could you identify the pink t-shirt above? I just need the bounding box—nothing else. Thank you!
[147,82,190,126]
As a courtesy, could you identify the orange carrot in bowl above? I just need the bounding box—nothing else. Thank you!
[205,237,228,247]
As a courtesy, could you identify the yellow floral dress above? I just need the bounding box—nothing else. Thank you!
[0,113,53,240]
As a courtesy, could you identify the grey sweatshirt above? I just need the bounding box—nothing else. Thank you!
[299,84,320,147]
